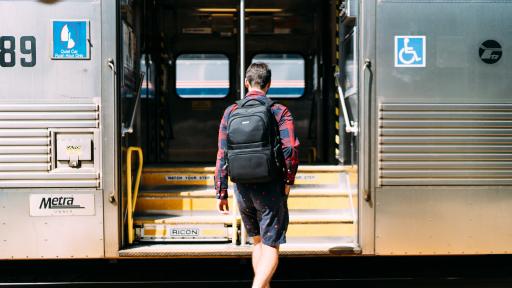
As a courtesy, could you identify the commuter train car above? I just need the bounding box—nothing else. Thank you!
[1,0,511,260]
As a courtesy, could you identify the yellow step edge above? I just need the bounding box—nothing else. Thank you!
[287,224,355,237]
[143,165,357,173]
[140,224,356,240]
[134,214,237,225]
[135,197,358,212]
[141,224,230,238]
[289,213,354,224]
[134,210,354,226]
[138,187,356,198]
[136,198,236,212]
[139,185,357,198]
[142,173,347,187]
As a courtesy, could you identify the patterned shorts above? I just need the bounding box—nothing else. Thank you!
[234,181,289,247]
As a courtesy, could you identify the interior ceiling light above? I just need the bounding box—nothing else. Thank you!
[211,13,234,17]
[246,8,283,12]
[197,8,283,13]
[197,8,236,13]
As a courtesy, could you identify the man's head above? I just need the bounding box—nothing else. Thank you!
[245,62,271,93]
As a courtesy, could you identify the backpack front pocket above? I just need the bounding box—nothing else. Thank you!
[227,148,274,183]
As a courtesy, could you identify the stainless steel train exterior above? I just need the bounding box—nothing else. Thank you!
[1,0,512,260]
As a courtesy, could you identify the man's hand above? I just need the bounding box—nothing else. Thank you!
[284,184,291,196]
[217,199,229,215]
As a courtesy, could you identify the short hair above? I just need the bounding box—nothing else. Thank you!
[245,62,271,89]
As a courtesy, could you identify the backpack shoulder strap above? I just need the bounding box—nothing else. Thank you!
[264,99,275,109]
[238,97,268,108]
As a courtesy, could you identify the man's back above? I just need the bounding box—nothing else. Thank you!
[214,91,300,200]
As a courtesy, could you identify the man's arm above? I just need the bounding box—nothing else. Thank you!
[214,105,234,213]
[276,105,300,186]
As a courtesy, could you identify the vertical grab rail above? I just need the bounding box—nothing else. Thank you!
[362,59,372,202]
[126,146,144,244]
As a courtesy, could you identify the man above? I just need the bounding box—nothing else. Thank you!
[214,63,299,288]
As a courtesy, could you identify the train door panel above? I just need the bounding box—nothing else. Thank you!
[153,2,327,164]
[0,0,112,259]
[167,52,236,163]
[243,7,323,164]
[147,5,237,163]
[339,9,359,165]
[248,53,317,163]
[373,0,512,254]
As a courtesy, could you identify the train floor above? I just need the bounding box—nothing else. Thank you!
[2,255,512,287]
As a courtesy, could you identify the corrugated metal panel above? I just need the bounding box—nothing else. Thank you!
[0,180,99,188]
[0,172,98,180]
[0,120,98,128]
[0,155,50,163]
[0,104,98,111]
[0,112,98,120]
[379,104,512,186]
[0,103,99,188]
[0,138,50,146]
[0,129,49,137]
[0,163,50,171]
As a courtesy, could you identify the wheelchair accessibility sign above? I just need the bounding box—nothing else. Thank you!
[52,20,90,60]
[395,36,426,67]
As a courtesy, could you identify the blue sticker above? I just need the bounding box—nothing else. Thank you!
[395,36,426,67]
[52,20,89,59]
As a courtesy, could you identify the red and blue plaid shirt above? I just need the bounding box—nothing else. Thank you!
[215,90,300,199]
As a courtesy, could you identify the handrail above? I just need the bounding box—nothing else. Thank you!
[334,72,358,135]
[126,146,143,244]
[122,72,145,137]
[362,59,372,202]
[107,58,117,204]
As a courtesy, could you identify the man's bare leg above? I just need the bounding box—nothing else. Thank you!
[252,236,263,274]
[252,244,279,288]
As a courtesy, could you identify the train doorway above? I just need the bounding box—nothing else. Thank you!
[119,0,360,256]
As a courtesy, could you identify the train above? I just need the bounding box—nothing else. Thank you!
[0,0,511,260]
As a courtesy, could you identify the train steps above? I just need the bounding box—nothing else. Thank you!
[129,165,358,255]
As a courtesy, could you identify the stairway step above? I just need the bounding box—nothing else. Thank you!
[142,165,355,173]
[135,197,236,212]
[141,165,356,189]
[134,210,235,225]
[134,209,355,225]
[135,196,357,212]
[289,209,355,224]
[138,186,356,198]
[139,187,230,198]
[287,223,356,237]
[119,236,359,257]
[136,223,233,242]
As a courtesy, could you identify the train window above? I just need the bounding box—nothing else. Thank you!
[176,54,230,98]
[251,54,305,98]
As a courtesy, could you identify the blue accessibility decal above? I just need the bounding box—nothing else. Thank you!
[395,36,426,67]
[52,20,90,59]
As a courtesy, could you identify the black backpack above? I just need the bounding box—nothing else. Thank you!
[226,97,284,183]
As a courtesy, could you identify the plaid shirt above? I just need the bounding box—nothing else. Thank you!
[215,90,300,200]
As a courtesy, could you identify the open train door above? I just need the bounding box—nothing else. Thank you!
[0,0,118,259]
[363,0,512,255]
[118,0,361,257]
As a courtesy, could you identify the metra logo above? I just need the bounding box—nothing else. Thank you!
[39,197,85,209]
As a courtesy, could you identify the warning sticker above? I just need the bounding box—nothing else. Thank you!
[165,175,212,181]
